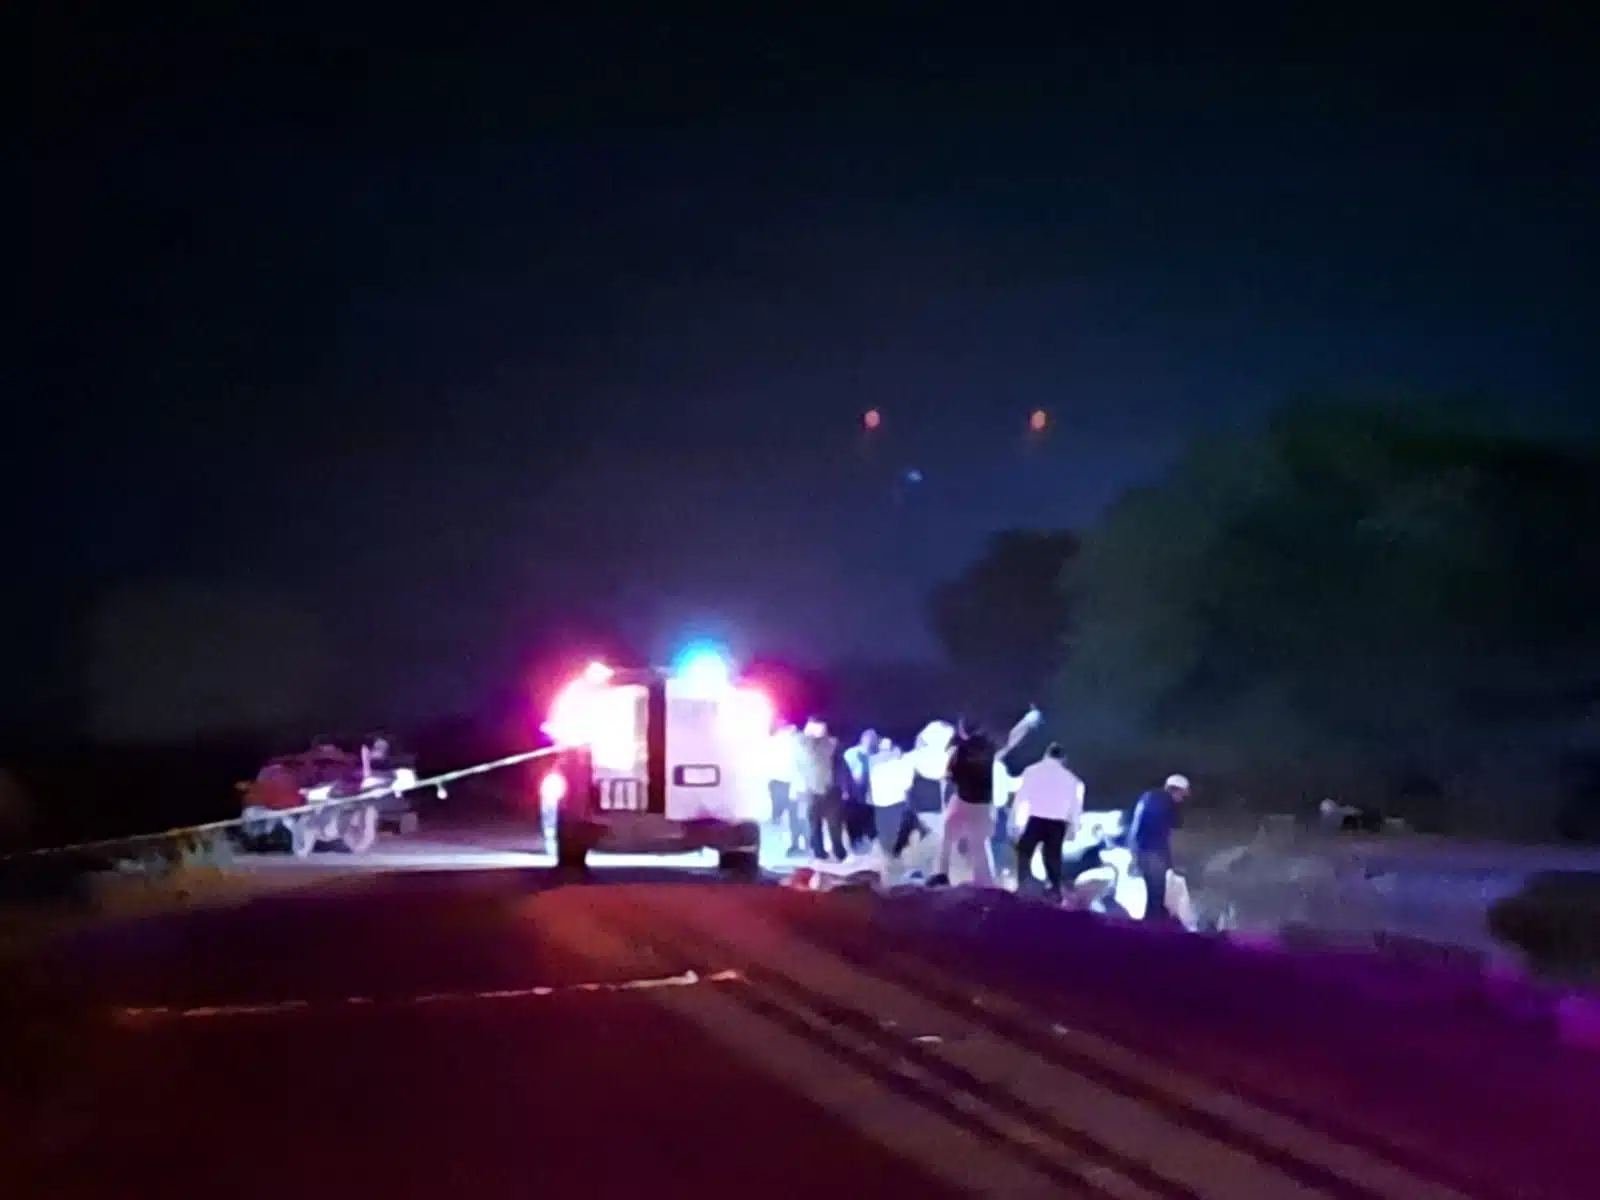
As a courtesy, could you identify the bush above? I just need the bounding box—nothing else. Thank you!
[1488,871,1600,980]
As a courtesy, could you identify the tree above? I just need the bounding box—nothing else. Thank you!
[1058,400,1600,834]
[927,529,1079,722]
[0,768,33,851]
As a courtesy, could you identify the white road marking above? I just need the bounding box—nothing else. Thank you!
[111,968,742,1023]
[540,899,1091,1199]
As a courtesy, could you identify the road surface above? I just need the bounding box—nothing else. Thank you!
[4,860,1599,1199]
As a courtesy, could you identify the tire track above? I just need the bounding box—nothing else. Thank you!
[804,893,1521,1200]
[781,903,1496,1200]
[606,890,1252,1199]
[531,891,1108,1198]
[629,888,1478,1200]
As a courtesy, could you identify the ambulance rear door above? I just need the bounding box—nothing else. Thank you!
[663,677,773,824]
[588,681,654,818]
[662,678,733,822]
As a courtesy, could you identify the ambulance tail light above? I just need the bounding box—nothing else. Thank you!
[539,769,568,809]
[542,676,592,745]
[542,662,615,746]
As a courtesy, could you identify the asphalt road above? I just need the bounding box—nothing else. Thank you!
[5,860,1600,1200]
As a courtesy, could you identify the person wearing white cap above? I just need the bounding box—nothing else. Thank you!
[1127,774,1190,922]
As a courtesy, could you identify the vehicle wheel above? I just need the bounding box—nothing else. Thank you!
[555,818,591,870]
[556,836,588,870]
[341,804,378,854]
[396,811,420,836]
[718,849,761,880]
[289,819,318,859]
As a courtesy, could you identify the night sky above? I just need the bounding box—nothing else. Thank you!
[13,7,1599,739]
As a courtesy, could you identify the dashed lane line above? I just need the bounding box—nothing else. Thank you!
[534,893,1109,1199]
[110,968,742,1023]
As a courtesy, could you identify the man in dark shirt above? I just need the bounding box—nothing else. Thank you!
[929,707,1040,886]
[946,721,996,803]
[1127,774,1190,921]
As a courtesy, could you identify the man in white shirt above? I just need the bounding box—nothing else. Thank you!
[766,722,803,855]
[908,720,954,812]
[794,717,845,862]
[1012,743,1085,901]
[867,741,919,863]
[842,730,882,853]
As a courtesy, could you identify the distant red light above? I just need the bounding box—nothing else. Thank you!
[1029,409,1049,432]
[863,409,882,430]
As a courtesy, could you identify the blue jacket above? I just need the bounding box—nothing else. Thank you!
[841,744,872,803]
[1128,788,1178,858]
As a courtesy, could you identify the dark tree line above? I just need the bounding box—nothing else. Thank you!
[926,529,1078,726]
[929,400,1600,838]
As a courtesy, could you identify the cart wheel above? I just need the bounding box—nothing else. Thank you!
[289,819,318,859]
[342,804,378,854]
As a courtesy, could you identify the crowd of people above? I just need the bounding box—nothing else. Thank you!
[763,709,1193,922]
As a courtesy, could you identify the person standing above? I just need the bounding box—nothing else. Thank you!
[1012,744,1085,901]
[990,752,1023,882]
[841,729,880,853]
[867,740,919,865]
[908,720,955,816]
[930,707,1041,887]
[1127,774,1190,921]
[795,717,846,863]
[766,721,803,855]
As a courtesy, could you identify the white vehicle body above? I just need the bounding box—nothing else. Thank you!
[540,660,773,873]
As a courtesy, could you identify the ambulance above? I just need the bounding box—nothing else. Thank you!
[537,652,774,875]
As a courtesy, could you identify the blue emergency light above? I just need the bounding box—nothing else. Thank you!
[672,644,733,694]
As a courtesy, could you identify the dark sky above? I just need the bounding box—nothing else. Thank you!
[12,6,1599,736]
